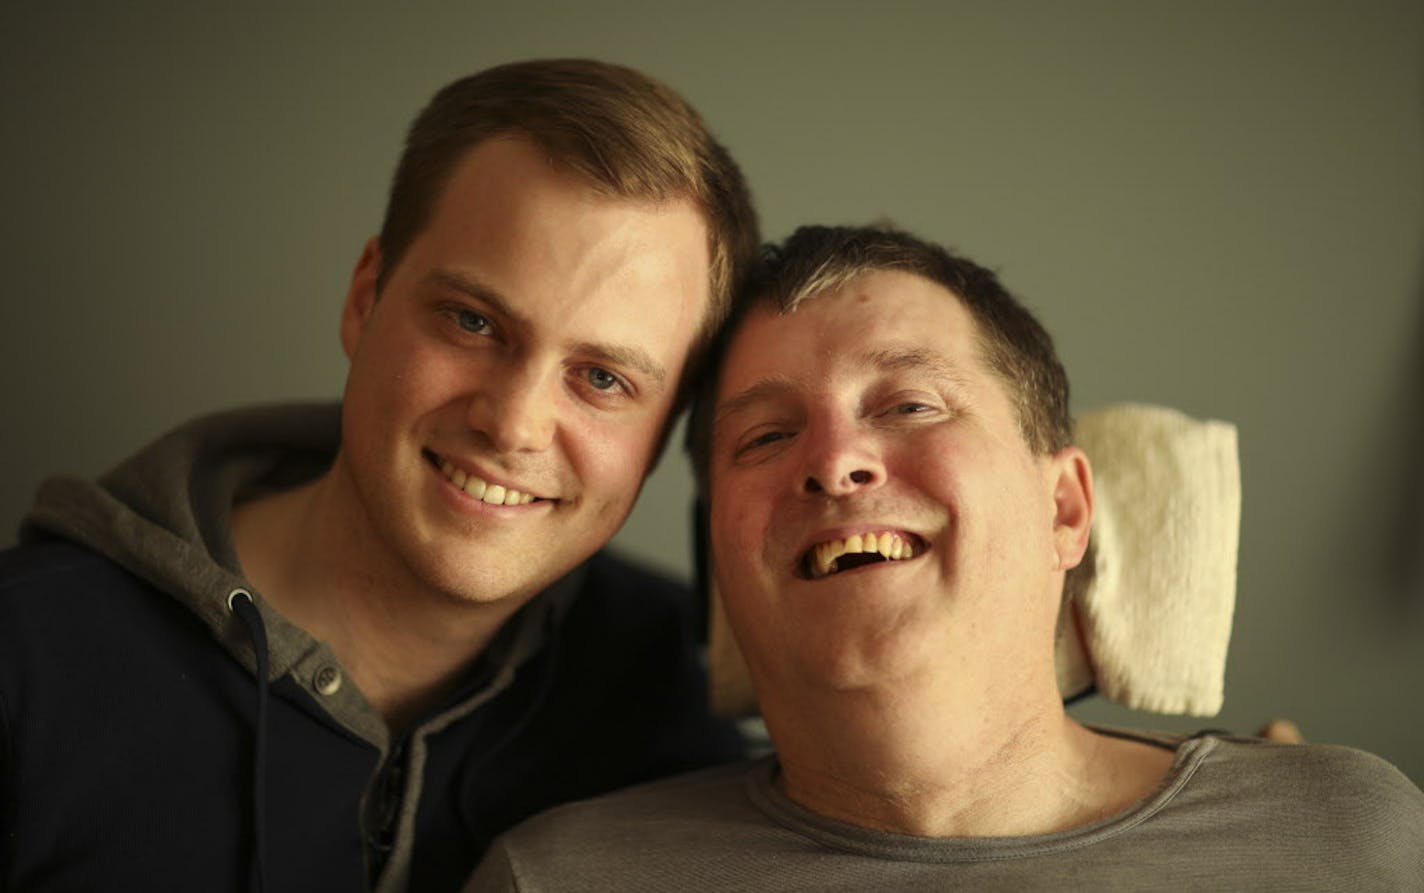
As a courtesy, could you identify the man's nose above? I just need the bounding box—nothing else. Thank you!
[800,419,885,497]
[466,365,558,454]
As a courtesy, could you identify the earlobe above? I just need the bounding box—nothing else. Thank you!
[340,237,384,359]
[1050,446,1094,570]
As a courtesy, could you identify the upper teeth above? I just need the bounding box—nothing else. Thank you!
[440,460,537,506]
[809,531,917,579]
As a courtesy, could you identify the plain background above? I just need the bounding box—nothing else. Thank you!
[3,2,1420,784]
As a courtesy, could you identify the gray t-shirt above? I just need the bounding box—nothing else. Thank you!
[467,730,1424,891]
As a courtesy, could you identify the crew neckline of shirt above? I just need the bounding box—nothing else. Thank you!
[745,729,1214,863]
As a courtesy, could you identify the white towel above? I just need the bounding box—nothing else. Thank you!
[1058,403,1240,716]
[710,403,1241,718]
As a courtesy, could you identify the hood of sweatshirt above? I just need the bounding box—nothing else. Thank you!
[24,403,338,673]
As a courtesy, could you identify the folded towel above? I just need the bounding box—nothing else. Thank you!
[709,403,1241,718]
[1058,403,1240,716]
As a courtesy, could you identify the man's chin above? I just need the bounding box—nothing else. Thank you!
[411,547,586,609]
[390,506,616,607]
[411,562,536,608]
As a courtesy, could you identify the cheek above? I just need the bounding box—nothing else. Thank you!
[571,415,664,512]
[708,484,776,571]
[351,327,443,413]
[708,519,772,648]
[898,440,967,503]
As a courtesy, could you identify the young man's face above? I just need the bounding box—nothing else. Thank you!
[708,270,1083,696]
[337,136,710,605]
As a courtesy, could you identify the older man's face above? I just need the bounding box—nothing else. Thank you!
[708,270,1071,695]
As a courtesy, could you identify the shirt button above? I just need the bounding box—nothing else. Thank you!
[314,665,342,696]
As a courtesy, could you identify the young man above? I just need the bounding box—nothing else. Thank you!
[0,59,758,892]
[468,225,1424,891]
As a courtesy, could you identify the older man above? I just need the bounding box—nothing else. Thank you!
[468,225,1424,891]
[1,59,757,892]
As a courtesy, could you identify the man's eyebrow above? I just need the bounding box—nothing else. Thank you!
[864,345,972,388]
[570,341,667,385]
[427,269,666,385]
[714,376,799,425]
[428,269,511,313]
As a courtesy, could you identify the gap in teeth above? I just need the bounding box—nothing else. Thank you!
[439,459,535,506]
[811,530,918,578]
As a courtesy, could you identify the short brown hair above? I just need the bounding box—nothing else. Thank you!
[688,224,1072,487]
[378,58,759,389]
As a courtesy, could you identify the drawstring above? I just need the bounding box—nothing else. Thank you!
[229,588,270,893]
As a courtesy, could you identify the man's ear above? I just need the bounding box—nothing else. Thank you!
[340,237,383,359]
[1048,446,1093,571]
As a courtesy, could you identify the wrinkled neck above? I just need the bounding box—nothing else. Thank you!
[761,657,1146,838]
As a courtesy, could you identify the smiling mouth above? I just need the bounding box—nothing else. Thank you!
[425,450,550,507]
[799,531,926,580]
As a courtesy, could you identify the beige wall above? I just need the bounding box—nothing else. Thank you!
[3,1,1420,781]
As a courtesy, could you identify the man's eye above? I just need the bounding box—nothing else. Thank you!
[743,430,789,451]
[892,402,931,414]
[455,310,493,335]
[585,368,622,392]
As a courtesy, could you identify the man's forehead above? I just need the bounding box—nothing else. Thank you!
[730,273,983,368]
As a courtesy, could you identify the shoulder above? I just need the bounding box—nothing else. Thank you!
[517,550,743,780]
[0,539,142,624]
[473,760,764,890]
[1197,733,1422,804]
[534,757,756,825]
[0,538,119,590]
[562,549,699,646]
[579,549,691,603]
[1180,734,1424,867]
[0,538,207,679]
